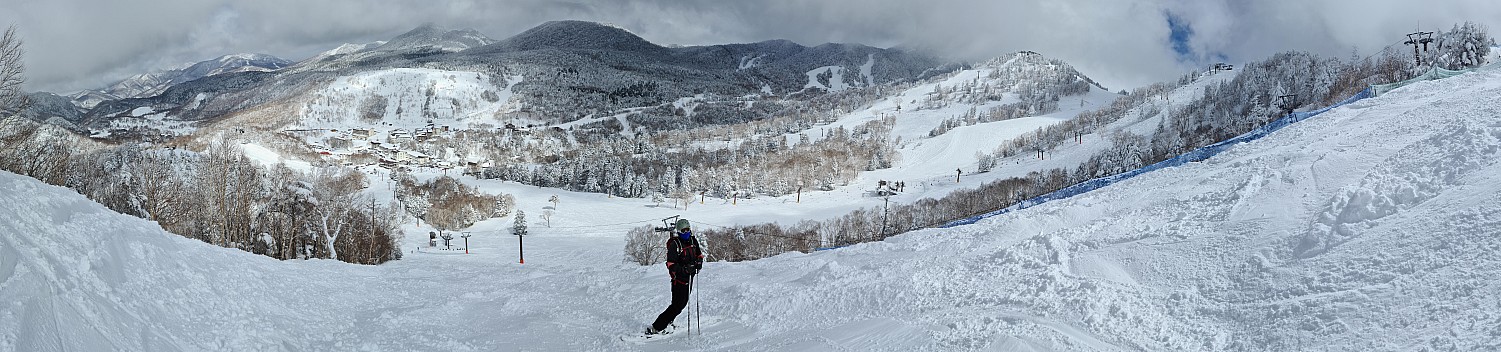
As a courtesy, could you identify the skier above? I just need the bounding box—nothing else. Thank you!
[646,219,704,335]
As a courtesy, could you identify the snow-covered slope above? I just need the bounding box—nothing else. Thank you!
[296,68,523,130]
[5,62,1500,352]
[803,54,878,93]
[798,51,1122,189]
[300,41,386,65]
[901,67,1501,350]
[801,55,879,92]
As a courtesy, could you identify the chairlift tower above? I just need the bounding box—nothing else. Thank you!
[461,232,471,254]
[1404,31,1435,66]
[1211,63,1234,75]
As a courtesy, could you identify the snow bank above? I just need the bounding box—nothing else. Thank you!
[0,171,303,351]
[0,169,650,351]
[1297,100,1501,258]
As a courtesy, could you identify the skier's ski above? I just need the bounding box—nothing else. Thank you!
[620,325,678,343]
[619,333,670,343]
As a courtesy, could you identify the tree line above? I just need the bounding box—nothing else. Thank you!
[0,118,403,264]
[469,114,899,199]
[394,173,515,231]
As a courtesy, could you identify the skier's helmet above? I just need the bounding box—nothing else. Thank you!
[675,219,691,232]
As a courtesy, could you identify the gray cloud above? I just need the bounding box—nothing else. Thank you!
[2,0,1498,93]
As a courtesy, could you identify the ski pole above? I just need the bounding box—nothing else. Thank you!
[694,274,701,336]
[686,276,693,337]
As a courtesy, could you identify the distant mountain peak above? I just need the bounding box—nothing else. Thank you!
[217,53,279,62]
[388,23,448,42]
[484,20,664,53]
[73,53,290,104]
[973,51,1107,91]
[376,24,495,52]
[535,20,632,33]
[978,51,1081,74]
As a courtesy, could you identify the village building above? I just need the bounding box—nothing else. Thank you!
[350,128,376,140]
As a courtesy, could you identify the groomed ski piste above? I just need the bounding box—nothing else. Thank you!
[5,63,1501,351]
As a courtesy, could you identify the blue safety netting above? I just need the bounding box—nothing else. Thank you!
[1372,60,1500,96]
[1373,67,1471,96]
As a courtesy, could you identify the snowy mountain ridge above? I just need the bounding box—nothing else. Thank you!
[913,51,1103,112]
[47,21,947,141]
[61,52,292,112]
[374,24,496,53]
[299,41,386,65]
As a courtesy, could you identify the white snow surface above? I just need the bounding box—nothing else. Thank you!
[805,66,855,92]
[859,54,876,87]
[297,68,522,132]
[302,41,386,63]
[100,109,198,137]
[5,68,1501,351]
[738,54,765,70]
[792,59,1124,190]
[129,107,154,117]
[239,142,314,172]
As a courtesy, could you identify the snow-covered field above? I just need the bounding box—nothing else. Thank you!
[92,106,200,138]
[4,65,1501,351]
[240,142,314,172]
[799,55,1131,190]
[297,68,524,132]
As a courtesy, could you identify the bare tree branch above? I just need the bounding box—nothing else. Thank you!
[0,25,26,117]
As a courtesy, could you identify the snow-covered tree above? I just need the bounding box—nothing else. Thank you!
[513,210,528,237]
[491,195,515,218]
[975,152,997,173]
[623,225,665,265]
[671,189,695,210]
[1433,22,1495,69]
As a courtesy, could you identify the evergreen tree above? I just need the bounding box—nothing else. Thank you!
[513,210,528,237]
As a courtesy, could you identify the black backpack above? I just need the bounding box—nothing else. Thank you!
[668,236,704,275]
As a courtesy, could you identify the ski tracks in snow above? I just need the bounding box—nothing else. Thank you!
[1296,83,1501,259]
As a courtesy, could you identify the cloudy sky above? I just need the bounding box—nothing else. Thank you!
[3,0,1499,93]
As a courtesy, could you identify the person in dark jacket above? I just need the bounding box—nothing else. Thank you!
[647,219,704,335]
